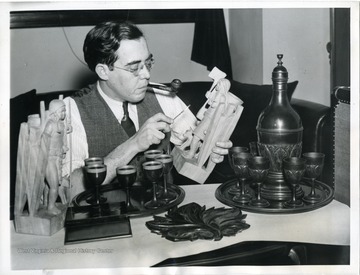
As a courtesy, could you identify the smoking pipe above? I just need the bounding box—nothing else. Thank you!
[148,79,182,95]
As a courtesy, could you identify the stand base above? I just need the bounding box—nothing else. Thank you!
[172,147,213,184]
[65,217,132,244]
[64,202,132,244]
[14,203,67,236]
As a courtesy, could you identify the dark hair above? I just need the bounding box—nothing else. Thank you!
[83,21,144,71]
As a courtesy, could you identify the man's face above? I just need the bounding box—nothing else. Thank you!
[103,37,152,103]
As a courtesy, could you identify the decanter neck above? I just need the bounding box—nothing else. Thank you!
[270,82,290,106]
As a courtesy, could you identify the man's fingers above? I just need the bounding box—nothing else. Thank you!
[154,121,171,133]
[211,153,224,163]
[212,146,228,156]
[149,128,166,141]
[210,140,233,164]
[215,140,233,149]
[148,113,173,124]
[139,128,165,146]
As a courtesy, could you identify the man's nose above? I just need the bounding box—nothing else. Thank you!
[138,65,151,79]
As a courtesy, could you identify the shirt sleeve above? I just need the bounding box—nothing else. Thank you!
[62,97,89,178]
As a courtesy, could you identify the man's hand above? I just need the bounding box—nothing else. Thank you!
[211,140,233,163]
[132,113,173,152]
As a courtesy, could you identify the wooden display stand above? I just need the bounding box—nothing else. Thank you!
[172,70,243,183]
[14,97,69,236]
[15,204,67,236]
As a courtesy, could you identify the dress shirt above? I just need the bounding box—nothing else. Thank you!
[62,81,196,178]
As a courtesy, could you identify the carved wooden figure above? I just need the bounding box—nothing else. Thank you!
[14,97,69,236]
[172,69,244,183]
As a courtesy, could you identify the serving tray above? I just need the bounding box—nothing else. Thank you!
[68,182,185,222]
[64,183,185,244]
[215,178,334,214]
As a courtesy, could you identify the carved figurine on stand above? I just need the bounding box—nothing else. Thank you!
[172,68,244,183]
[42,100,69,215]
[14,97,70,236]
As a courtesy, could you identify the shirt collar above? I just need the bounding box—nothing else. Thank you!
[97,81,124,106]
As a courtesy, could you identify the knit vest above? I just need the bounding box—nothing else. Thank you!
[72,84,170,160]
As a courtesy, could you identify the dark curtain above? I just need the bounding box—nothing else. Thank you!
[191,9,233,79]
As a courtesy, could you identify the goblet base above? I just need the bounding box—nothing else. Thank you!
[144,200,166,209]
[232,194,252,204]
[86,195,107,205]
[303,193,322,204]
[158,189,177,203]
[228,184,251,195]
[249,198,270,208]
[283,199,304,208]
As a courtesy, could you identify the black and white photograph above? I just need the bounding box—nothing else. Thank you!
[1,1,359,274]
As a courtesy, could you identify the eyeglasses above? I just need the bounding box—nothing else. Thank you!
[113,57,155,77]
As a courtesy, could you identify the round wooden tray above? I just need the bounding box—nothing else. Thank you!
[215,178,334,214]
[71,183,185,219]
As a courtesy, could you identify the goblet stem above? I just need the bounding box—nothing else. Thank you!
[232,178,252,204]
[125,188,132,208]
[241,179,246,195]
[257,183,261,200]
[152,182,158,203]
[159,172,177,203]
[292,184,297,203]
[303,177,321,204]
[309,178,316,196]
[163,174,169,196]
[227,179,241,195]
[95,186,100,205]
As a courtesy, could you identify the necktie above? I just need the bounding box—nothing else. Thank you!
[121,102,136,137]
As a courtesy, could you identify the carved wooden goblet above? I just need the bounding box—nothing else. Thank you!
[155,154,177,203]
[248,156,270,207]
[116,165,138,212]
[84,157,104,166]
[143,149,163,194]
[232,152,252,204]
[84,164,107,207]
[84,157,106,204]
[283,157,306,208]
[228,146,249,195]
[302,152,325,204]
[142,160,165,209]
[249,141,259,157]
[144,149,162,161]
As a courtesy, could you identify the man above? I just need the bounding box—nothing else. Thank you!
[60,21,232,202]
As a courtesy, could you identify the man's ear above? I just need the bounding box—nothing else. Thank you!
[95,64,110,80]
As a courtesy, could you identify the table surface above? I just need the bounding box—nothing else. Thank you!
[10,183,350,270]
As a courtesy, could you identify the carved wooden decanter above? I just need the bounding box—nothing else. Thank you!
[256,54,303,203]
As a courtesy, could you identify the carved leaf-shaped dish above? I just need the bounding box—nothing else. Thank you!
[145,202,250,242]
